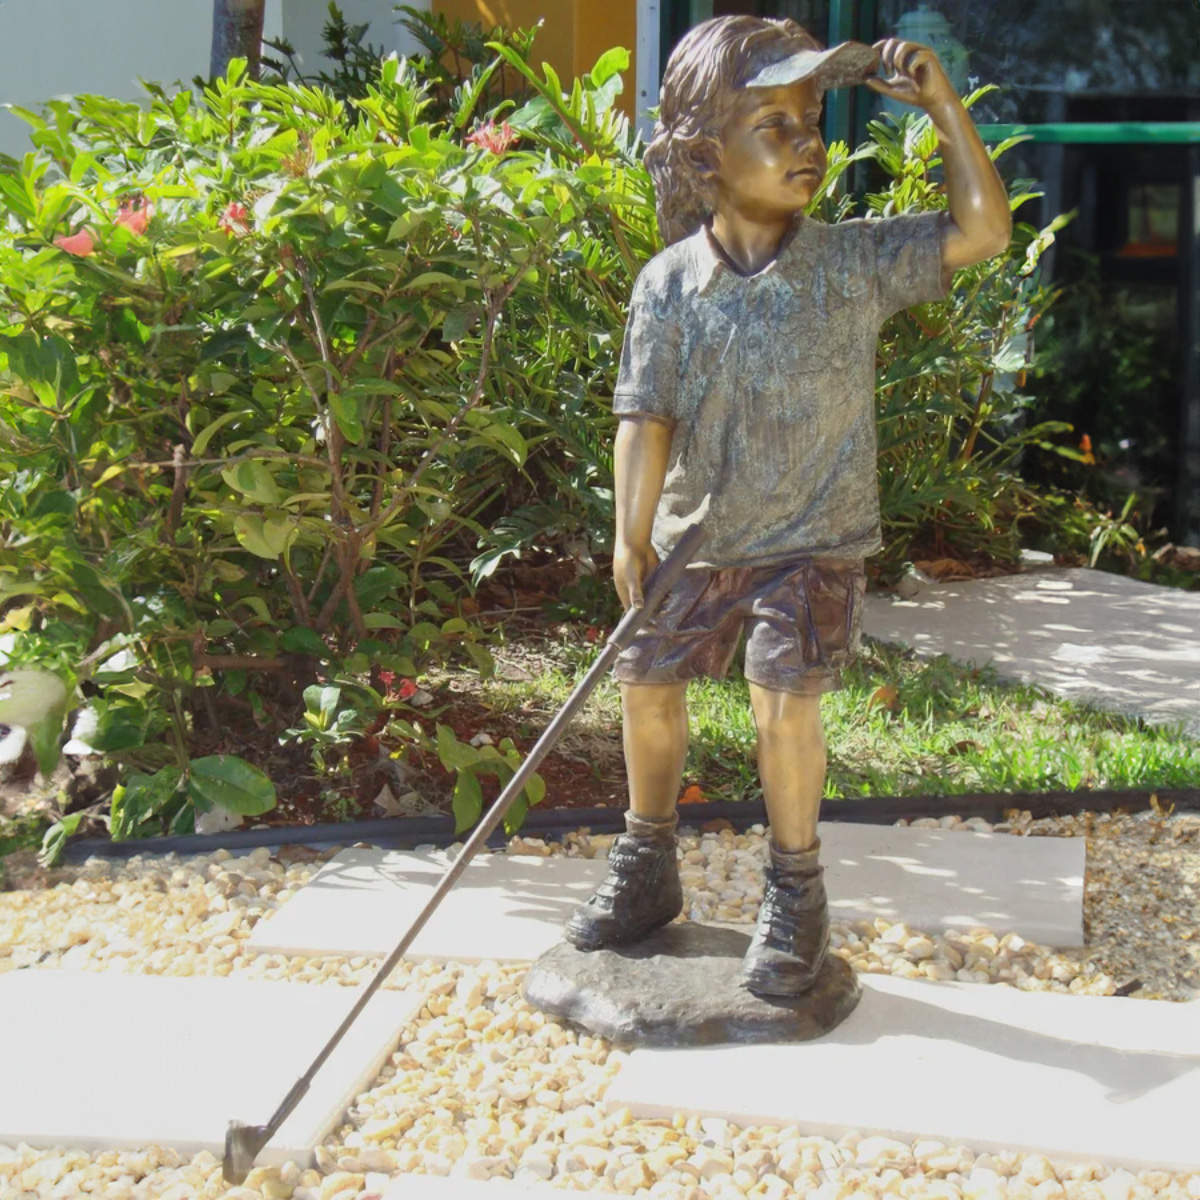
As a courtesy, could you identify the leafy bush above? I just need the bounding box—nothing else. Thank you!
[809,95,1071,575]
[0,37,1073,857]
[0,35,649,848]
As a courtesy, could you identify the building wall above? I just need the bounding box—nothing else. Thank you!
[0,0,431,159]
[0,0,635,161]
[433,0,638,118]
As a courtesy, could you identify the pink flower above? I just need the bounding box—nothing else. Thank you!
[378,669,396,689]
[219,201,251,235]
[53,229,96,256]
[465,121,518,156]
[114,197,152,236]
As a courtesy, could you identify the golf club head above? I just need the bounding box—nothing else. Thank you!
[224,1120,270,1185]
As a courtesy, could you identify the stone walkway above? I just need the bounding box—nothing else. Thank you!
[864,568,1200,738]
[4,569,1200,1189]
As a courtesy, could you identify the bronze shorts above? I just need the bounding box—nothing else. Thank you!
[614,557,866,695]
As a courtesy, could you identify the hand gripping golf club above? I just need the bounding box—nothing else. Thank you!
[223,522,706,1184]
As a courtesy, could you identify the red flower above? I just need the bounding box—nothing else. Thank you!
[378,669,396,689]
[219,201,251,235]
[53,229,96,256]
[397,678,418,702]
[115,197,152,236]
[465,120,518,156]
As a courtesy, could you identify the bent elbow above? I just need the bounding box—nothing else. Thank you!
[986,212,1014,260]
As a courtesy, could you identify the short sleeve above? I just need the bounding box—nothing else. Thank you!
[612,267,680,426]
[869,211,951,321]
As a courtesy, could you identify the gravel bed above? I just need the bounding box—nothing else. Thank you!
[1,812,1199,1199]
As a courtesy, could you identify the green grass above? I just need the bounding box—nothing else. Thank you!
[473,631,1200,802]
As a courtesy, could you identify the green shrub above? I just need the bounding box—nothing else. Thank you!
[0,38,649,847]
[815,96,1070,575]
[0,42,1070,855]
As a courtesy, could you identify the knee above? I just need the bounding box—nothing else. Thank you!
[751,692,824,750]
[623,683,688,722]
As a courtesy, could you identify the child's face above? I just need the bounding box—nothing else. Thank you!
[712,78,827,223]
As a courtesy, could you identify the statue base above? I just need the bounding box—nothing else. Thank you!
[522,922,861,1048]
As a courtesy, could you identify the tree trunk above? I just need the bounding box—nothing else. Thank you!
[210,0,267,79]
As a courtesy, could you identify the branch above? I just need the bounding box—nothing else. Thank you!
[314,557,354,632]
[366,254,542,536]
[160,444,190,545]
[282,563,312,626]
[197,654,288,672]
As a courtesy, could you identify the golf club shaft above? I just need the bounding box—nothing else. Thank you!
[243,523,705,1148]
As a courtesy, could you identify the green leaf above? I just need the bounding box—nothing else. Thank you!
[222,460,282,505]
[354,564,406,608]
[436,723,478,773]
[192,410,249,456]
[501,793,528,838]
[188,755,277,816]
[0,669,69,779]
[589,47,629,88]
[363,612,406,630]
[111,765,184,840]
[279,626,328,656]
[233,514,295,560]
[304,685,342,726]
[523,771,546,807]
[38,812,83,868]
[405,271,466,292]
[329,391,364,442]
[461,641,495,677]
[323,279,387,295]
[90,705,151,753]
[442,305,476,343]
[475,421,526,466]
[451,769,483,833]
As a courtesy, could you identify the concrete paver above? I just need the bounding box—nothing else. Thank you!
[245,827,1084,964]
[865,568,1200,737]
[605,973,1200,1169]
[0,971,421,1165]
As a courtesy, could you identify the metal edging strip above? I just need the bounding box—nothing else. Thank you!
[978,122,1200,145]
[59,787,1200,863]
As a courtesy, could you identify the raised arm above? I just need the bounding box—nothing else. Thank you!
[867,40,1012,272]
[613,415,674,609]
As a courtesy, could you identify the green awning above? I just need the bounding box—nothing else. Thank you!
[978,123,1200,145]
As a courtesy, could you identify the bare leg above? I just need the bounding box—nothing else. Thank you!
[747,683,825,851]
[621,680,689,821]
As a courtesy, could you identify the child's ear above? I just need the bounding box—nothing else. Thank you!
[685,134,721,180]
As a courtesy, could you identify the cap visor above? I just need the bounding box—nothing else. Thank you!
[743,41,880,91]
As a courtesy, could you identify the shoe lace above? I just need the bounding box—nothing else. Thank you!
[759,873,826,946]
[595,835,672,900]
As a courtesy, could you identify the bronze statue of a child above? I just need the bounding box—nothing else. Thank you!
[565,16,1011,996]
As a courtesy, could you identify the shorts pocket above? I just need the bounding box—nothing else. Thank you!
[804,560,865,667]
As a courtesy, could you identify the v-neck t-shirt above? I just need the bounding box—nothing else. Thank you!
[612,210,949,568]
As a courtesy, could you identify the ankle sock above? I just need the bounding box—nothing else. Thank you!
[625,810,679,841]
[768,837,822,876]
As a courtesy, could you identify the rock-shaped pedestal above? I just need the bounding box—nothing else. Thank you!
[522,923,860,1047]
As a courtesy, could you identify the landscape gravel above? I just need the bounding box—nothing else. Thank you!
[2,810,1199,1199]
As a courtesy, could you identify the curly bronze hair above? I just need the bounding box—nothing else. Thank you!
[644,16,824,247]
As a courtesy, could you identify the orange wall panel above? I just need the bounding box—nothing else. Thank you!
[575,1,637,117]
[433,0,638,119]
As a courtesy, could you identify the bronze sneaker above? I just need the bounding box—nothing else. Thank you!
[739,841,830,997]
[564,814,683,951]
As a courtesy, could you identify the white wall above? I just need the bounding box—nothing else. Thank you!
[0,0,430,160]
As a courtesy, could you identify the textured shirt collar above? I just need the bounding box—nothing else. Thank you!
[694,216,808,296]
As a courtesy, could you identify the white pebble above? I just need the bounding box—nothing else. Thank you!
[1097,1169,1138,1200]
[855,1136,913,1168]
